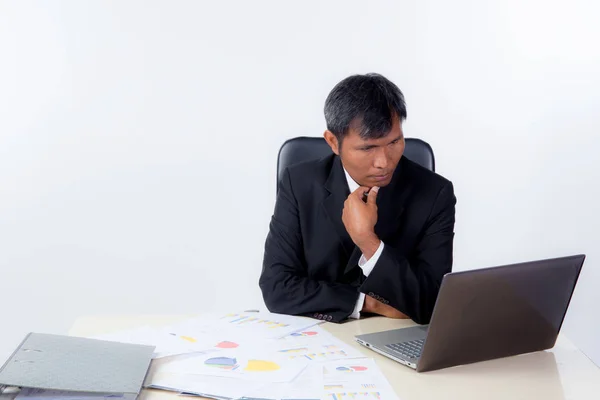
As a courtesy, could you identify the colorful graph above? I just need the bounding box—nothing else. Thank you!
[278,347,310,353]
[328,392,380,400]
[324,385,345,390]
[261,320,290,329]
[230,316,258,324]
[335,365,368,372]
[204,357,239,371]
[215,341,239,349]
[290,331,318,337]
[361,384,377,389]
[244,359,281,372]
[224,314,290,329]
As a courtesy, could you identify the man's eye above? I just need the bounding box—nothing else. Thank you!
[361,147,373,151]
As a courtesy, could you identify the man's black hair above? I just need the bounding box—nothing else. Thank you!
[324,73,407,143]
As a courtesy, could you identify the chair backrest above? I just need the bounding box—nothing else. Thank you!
[277,136,435,190]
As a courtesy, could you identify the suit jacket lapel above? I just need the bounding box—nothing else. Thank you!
[322,156,354,259]
[374,157,410,240]
[343,246,363,280]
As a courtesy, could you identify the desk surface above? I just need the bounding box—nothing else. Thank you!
[64,315,600,400]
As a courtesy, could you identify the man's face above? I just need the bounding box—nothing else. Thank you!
[325,115,405,188]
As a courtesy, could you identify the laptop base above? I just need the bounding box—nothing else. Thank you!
[356,338,419,370]
[355,325,429,370]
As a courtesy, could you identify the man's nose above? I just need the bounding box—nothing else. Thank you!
[373,149,389,169]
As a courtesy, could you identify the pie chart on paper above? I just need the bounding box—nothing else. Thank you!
[244,359,281,372]
[336,365,368,372]
[291,331,318,337]
[216,341,239,349]
[204,357,239,370]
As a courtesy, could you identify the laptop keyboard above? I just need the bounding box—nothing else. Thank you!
[385,339,425,359]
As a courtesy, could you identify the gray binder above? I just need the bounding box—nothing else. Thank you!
[0,333,155,395]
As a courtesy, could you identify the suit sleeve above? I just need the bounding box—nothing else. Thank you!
[259,168,359,323]
[359,181,457,325]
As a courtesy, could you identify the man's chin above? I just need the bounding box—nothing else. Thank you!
[368,176,392,187]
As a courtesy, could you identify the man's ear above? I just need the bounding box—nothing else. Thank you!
[323,130,340,155]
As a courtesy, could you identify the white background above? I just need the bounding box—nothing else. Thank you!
[1,0,599,366]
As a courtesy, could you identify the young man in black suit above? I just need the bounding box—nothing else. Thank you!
[259,73,456,324]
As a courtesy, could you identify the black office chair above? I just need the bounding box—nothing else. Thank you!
[277,136,435,191]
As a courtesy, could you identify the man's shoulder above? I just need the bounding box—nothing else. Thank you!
[401,157,453,194]
[285,154,335,185]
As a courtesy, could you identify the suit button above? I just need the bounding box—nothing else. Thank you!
[368,292,375,297]
[326,315,333,321]
[313,313,319,318]
[317,314,323,319]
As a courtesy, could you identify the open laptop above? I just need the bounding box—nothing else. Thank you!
[355,254,585,372]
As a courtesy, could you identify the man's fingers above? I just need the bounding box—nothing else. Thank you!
[351,186,370,197]
[367,186,379,205]
[349,186,371,202]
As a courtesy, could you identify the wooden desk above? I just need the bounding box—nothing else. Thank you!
[64,315,600,400]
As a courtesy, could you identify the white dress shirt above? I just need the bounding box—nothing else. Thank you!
[343,168,385,319]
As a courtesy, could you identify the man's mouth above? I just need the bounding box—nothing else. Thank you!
[371,173,390,181]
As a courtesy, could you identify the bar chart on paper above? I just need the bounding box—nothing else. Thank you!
[327,392,381,400]
[211,312,320,339]
[275,326,364,362]
[286,349,349,361]
[322,359,398,400]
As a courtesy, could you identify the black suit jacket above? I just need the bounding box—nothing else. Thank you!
[259,154,456,324]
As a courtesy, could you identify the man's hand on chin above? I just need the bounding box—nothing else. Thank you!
[342,186,381,259]
[363,295,410,319]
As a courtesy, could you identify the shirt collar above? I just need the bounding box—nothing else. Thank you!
[343,166,360,194]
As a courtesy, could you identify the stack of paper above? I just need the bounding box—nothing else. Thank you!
[69,311,399,400]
